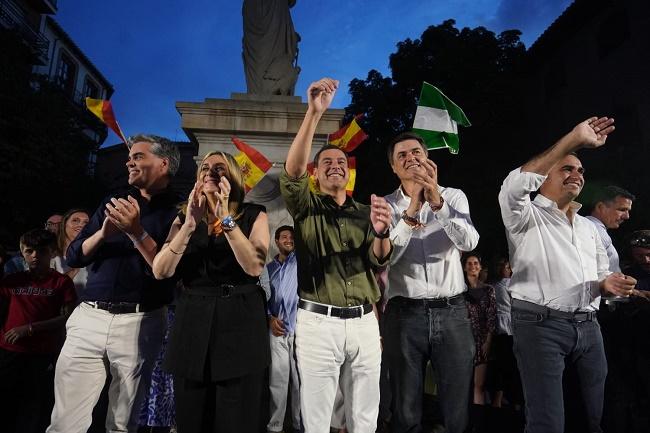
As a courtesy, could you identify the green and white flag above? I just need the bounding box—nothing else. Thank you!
[412,82,471,154]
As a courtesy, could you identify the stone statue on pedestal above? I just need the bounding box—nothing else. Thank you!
[242,0,301,96]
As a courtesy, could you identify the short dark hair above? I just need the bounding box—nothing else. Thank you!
[594,185,635,205]
[313,145,348,167]
[275,225,294,240]
[386,131,428,164]
[128,134,181,176]
[20,229,57,250]
[461,252,482,267]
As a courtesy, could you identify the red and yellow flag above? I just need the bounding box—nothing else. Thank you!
[85,98,128,144]
[307,157,356,197]
[232,137,272,192]
[328,114,368,152]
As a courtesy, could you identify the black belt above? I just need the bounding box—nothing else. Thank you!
[187,284,261,298]
[389,294,466,309]
[84,301,161,314]
[298,299,373,319]
[512,299,596,322]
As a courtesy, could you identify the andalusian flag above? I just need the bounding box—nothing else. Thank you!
[307,157,356,196]
[412,83,470,154]
[328,114,368,152]
[231,137,272,192]
[85,98,128,145]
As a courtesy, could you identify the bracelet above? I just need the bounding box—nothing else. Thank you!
[429,195,445,212]
[401,210,421,226]
[221,215,237,232]
[130,231,150,244]
[371,226,390,239]
[168,246,183,255]
[401,210,424,229]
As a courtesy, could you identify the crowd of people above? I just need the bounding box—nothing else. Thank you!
[0,77,648,433]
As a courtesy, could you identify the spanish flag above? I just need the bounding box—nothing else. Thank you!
[328,114,368,152]
[85,98,128,145]
[232,137,272,192]
[307,157,356,196]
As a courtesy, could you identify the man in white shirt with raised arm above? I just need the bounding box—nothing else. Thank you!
[498,116,637,433]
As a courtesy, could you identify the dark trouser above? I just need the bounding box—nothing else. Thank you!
[0,348,56,433]
[384,297,475,433]
[512,308,607,433]
[174,369,266,433]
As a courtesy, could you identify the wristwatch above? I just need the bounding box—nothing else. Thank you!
[221,215,237,232]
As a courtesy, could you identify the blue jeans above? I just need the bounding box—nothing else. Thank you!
[384,297,475,433]
[512,308,607,433]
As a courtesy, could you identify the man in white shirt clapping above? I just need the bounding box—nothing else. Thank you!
[383,132,479,433]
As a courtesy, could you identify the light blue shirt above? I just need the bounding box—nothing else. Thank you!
[263,252,298,335]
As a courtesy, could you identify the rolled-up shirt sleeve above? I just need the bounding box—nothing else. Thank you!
[279,167,313,220]
[498,167,547,234]
[433,189,479,252]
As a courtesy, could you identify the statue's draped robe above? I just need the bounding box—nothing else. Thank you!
[243,0,301,95]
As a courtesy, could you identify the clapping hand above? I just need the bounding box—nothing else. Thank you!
[370,194,391,236]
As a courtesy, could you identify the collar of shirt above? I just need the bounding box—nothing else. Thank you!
[385,184,467,300]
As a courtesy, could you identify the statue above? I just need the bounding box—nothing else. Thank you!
[242,0,301,96]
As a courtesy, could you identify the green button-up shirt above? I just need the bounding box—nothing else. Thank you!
[280,169,389,307]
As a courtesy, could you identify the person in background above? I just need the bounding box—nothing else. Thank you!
[463,253,496,432]
[53,209,90,295]
[3,213,64,276]
[0,229,76,433]
[265,225,301,433]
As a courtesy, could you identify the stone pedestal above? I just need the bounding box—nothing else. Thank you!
[176,92,344,258]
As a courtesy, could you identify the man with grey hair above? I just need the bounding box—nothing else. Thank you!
[47,135,181,433]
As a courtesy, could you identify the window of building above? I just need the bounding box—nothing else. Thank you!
[56,51,77,96]
[83,77,100,99]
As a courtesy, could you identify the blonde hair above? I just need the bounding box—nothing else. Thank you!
[181,151,246,220]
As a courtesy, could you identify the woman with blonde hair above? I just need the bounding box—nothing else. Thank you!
[153,151,270,433]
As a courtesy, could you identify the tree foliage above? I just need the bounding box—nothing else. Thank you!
[345,20,527,255]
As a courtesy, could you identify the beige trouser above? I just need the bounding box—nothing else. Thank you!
[47,303,165,433]
[296,306,381,433]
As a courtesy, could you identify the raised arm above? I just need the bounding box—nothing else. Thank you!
[522,116,615,175]
[285,77,338,178]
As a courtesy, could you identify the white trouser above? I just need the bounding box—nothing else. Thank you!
[268,332,301,432]
[296,307,381,433]
[47,303,165,433]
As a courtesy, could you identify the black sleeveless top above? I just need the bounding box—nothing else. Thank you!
[164,203,270,381]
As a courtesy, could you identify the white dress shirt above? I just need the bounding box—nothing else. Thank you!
[498,168,611,312]
[585,215,620,272]
[385,185,479,300]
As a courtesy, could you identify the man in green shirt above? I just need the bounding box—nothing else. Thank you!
[280,77,392,433]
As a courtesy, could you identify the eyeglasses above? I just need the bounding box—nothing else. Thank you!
[629,234,650,247]
[44,221,61,229]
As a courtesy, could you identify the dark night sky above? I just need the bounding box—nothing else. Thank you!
[54,0,572,144]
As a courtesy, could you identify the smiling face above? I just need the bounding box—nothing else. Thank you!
[464,255,482,278]
[390,139,428,181]
[199,154,229,193]
[540,154,585,202]
[594,196,633,229]
[315,148,349,193]
[125,141,169,188]
[275,229,295,256]
[64,211,89,242]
